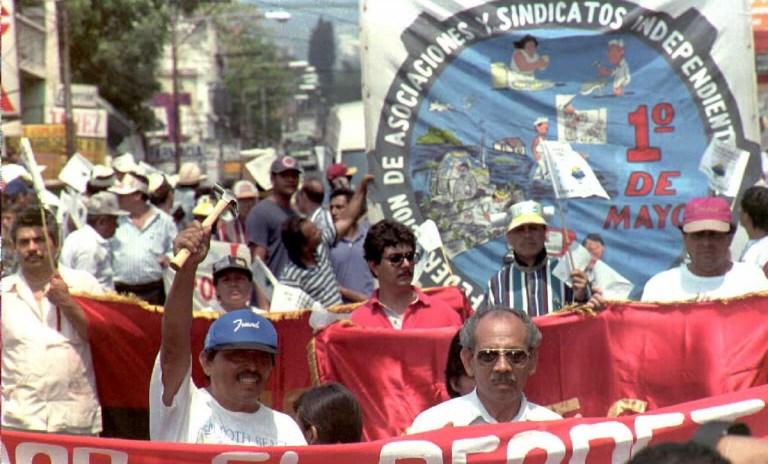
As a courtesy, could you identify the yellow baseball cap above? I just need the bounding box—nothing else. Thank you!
[507,200,547,231]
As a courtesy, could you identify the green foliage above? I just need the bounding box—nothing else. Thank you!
[67,1,167,130]
[417,127,463,145]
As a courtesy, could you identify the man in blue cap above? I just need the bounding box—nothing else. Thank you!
[149,222,306,445]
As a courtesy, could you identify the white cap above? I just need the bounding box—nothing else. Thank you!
[148,173,174,194]
[109,172,149,195]
[89,165,116,188]
[112,153,138,173]
[233,180,258,199]
[86,192,129,216]
[177,162,207,186]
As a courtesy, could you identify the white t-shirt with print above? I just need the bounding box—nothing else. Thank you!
[149,355,306,446]
[641,262,768,302]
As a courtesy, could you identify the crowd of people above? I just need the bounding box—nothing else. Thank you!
[2,149,768,461]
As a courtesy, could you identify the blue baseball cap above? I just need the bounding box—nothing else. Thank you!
[4,178,30,198]
[204,309,278,353]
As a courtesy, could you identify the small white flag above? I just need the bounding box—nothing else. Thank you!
[244,153,277,191]
[58,153,93,193]
[414,219,443,253]
[699,138,749,197]
[541,141,609,199]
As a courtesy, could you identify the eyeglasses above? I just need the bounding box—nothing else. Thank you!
[476,348,532,366]
[384,251,419,265]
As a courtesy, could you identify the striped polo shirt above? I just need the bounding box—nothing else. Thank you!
[278,208,342,308]
[484,253,575,317]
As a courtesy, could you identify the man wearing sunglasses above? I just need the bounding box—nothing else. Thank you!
[408,305,561,433]
[350,219,473,329]
[485,200,598,316]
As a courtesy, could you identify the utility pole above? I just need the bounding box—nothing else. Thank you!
[260,86,267,147]
[170,6,182,172]
[57,0,75,157]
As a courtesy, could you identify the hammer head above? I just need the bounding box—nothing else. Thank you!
[211,183,239,217]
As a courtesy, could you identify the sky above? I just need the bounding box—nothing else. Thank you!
[241,0,359,61]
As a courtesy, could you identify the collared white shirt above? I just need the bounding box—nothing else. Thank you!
[408,389,562,434]
[112,205,176,284]
[1,267,103,434]
[60,224,115,289]
[741,236,768,271]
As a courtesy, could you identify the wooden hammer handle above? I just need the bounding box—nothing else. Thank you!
[169,199,232,271]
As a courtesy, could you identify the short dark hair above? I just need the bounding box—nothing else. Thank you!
[460,305,542,352]
[741,186,768,231]
[11,206,59,246]
[582,233,604,246]
[628,442,730,464]
[514,34,538,49]
[282,216,310,267]
[301,178,325,205]
[445,330,468,398]
[329,187,354,203]
[363,219,415,263]
[293,383,363,444]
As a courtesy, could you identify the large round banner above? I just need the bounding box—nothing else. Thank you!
[363,0,762,305]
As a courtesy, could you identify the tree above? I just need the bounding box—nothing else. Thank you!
[215,5,299,148]
[64,0,201,131]
[308,18,336,101]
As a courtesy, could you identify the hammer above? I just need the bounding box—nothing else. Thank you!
[170,184,238,271]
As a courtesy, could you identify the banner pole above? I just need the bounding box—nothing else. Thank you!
[557,198,576,272]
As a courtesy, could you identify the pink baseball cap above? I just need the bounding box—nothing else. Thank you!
[681,197,732,233]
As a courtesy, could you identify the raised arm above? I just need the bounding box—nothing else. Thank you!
[160,221,210,406]
[334,174,374,239]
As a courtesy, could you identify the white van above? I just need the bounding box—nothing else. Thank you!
[325,101,367,186]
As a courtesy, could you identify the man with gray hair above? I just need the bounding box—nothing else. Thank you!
[408,305,561,433]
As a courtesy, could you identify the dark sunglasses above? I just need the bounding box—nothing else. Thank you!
[384,251,419,265]
[476,348,531,366]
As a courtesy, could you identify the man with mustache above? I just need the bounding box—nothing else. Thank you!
[150,222,306,445]
[408,305,561,433]
[641,196,768,301]
[485,200,598,316]
[2,207,104,434]
[350,219,472,329]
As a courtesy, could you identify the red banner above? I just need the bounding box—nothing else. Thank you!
[80,296,314,413]
[2,386,766,463]
[313,294,768,440]
[78,292,768,443]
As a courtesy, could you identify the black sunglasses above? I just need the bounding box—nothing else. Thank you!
[384,251,419,265]
[476,348,532,366]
